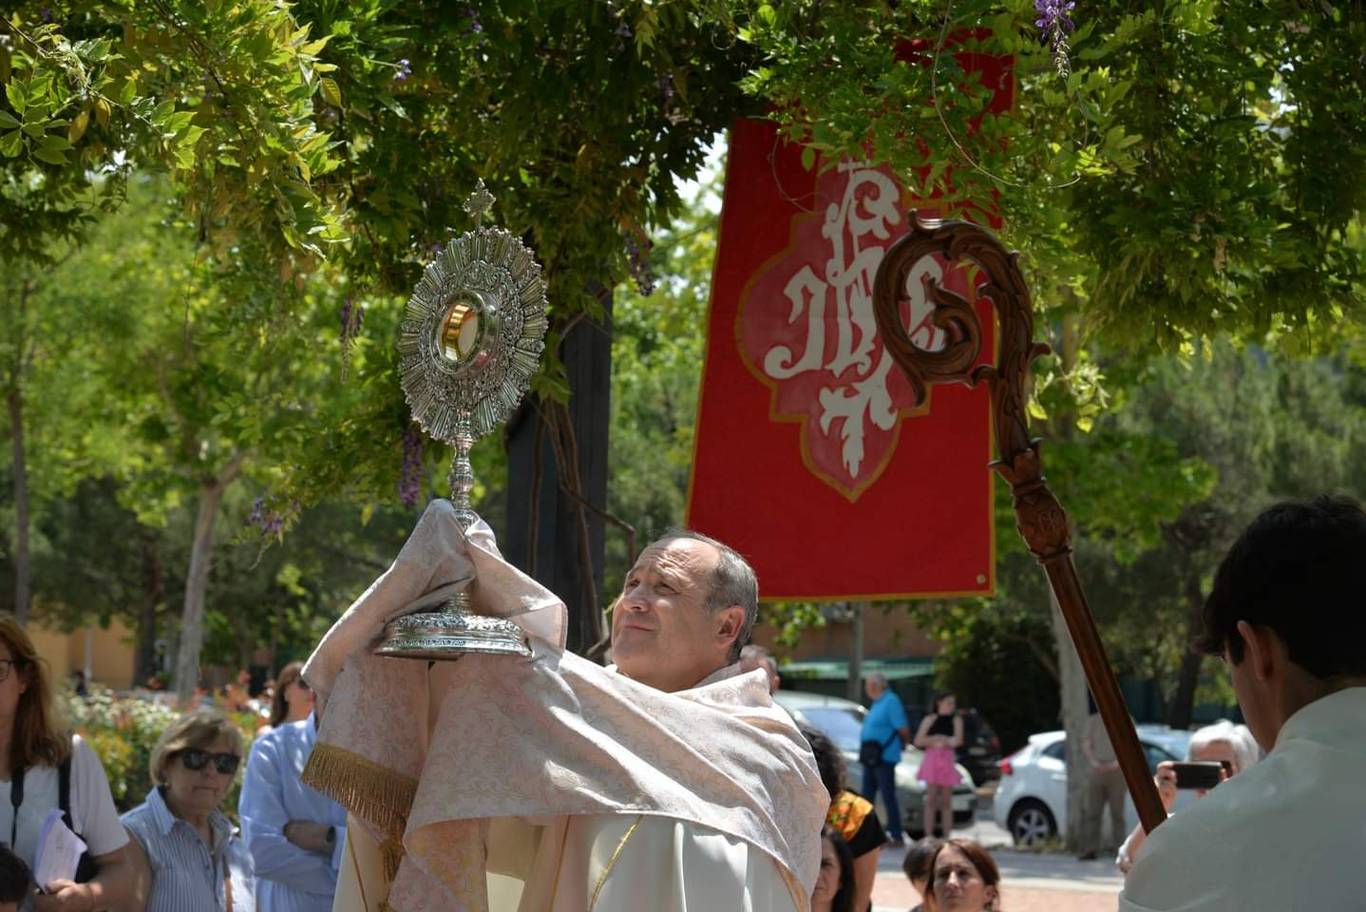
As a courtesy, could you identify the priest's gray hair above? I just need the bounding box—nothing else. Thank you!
[659,528,758,663]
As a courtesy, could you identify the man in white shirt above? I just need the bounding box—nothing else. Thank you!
[1120,496,1366,912]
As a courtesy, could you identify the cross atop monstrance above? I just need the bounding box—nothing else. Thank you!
[462,178,496,226]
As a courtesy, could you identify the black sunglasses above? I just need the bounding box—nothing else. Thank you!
[178,748,241,775]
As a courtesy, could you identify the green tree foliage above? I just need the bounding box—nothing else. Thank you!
[724,0,1365,346]
[1,2,343,263]
[4,1,1363,716]
[928,341,1366,734]
[931,601,1059,754]
[4,173,370,698]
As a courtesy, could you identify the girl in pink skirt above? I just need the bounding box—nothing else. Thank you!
[914,692,964,838]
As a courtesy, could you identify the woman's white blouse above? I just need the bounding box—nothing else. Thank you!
[0,735,127,868]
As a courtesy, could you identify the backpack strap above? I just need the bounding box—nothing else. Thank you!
[9,765,24,848]
[58,752,73,831]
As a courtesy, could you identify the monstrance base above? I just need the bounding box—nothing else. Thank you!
[374,609,532,660]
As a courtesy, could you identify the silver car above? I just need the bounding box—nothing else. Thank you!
[774,689,976,836]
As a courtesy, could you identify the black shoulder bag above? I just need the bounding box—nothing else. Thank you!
[858,730,900,768]
[58,752,101,883]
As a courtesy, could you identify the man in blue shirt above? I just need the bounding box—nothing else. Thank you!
[859,672,910,845]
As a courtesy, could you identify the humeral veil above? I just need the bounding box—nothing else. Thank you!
[300,500,828,911]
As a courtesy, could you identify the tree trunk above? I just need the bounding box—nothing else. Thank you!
[268,600,284,675]
[505,295,611,655]
[1054,586,1090,853]
[1167,571,1206,730]
[173,455,243,704]
[234,608,251,673]
[135,528,163,687]
[847,601,866,702]
[1049,313,1094,852]
[7,386,30,624]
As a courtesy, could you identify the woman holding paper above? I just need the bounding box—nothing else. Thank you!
[0,616,133,911]
[122,711,254,911]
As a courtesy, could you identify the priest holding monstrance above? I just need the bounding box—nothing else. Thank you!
[299,184,827,911]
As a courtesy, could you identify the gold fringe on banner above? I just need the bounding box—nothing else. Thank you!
[302,742,419,839]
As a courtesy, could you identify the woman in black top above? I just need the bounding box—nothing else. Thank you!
[913,693,964,839]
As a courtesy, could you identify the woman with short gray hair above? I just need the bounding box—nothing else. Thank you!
[121,710,255,911]
[1116,721,1259,874]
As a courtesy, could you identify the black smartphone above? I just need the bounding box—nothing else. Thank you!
[1171,760,1226,790]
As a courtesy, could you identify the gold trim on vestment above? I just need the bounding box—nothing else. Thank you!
[303,741,418,895]
[587,815,644,912]
[380,836,406,884]
[345,829,371,911]
[302,742,419,838]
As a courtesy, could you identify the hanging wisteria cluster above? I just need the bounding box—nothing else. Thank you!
[399,426,425,507]
[248,498,286,537]
[1035,0,1076,78]
[624,232,656,296]
[339,297,364,380]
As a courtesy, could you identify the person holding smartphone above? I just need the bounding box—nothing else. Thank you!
[1115,721,1259,874]
[1119,496,1366,911]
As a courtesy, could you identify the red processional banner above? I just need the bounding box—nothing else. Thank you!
[686,68,1012,600]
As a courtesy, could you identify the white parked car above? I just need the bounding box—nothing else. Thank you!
[992,727,1193,846]
[774,690,976,836]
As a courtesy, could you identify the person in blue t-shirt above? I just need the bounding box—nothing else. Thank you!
[858,672,910,845]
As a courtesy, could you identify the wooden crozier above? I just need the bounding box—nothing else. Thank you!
[871,213,1167,835]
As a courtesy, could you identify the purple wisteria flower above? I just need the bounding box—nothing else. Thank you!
[339,297,363,380]
[624,233,656,297]
[1035,0,1075,78]
[393,58,412,82]
[399,427,425,507]
[612,19,632,53]
[248,498,286,536]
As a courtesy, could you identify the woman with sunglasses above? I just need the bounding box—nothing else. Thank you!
[121,710,255,911]
[0,616,133,911]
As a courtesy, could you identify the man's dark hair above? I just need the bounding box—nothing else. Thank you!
[0,844,31,903]
[902,837,943,884]
[1199,495,1366,680]
[800,724,847,800]
[659,528,759,663]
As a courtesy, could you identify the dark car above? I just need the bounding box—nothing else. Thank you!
[956,709,1002,786]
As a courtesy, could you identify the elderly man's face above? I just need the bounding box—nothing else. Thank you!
[612,538,740,693]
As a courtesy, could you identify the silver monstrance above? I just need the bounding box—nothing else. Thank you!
[374,181,547,660]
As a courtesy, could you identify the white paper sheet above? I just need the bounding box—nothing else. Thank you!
[33,808,86,890]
